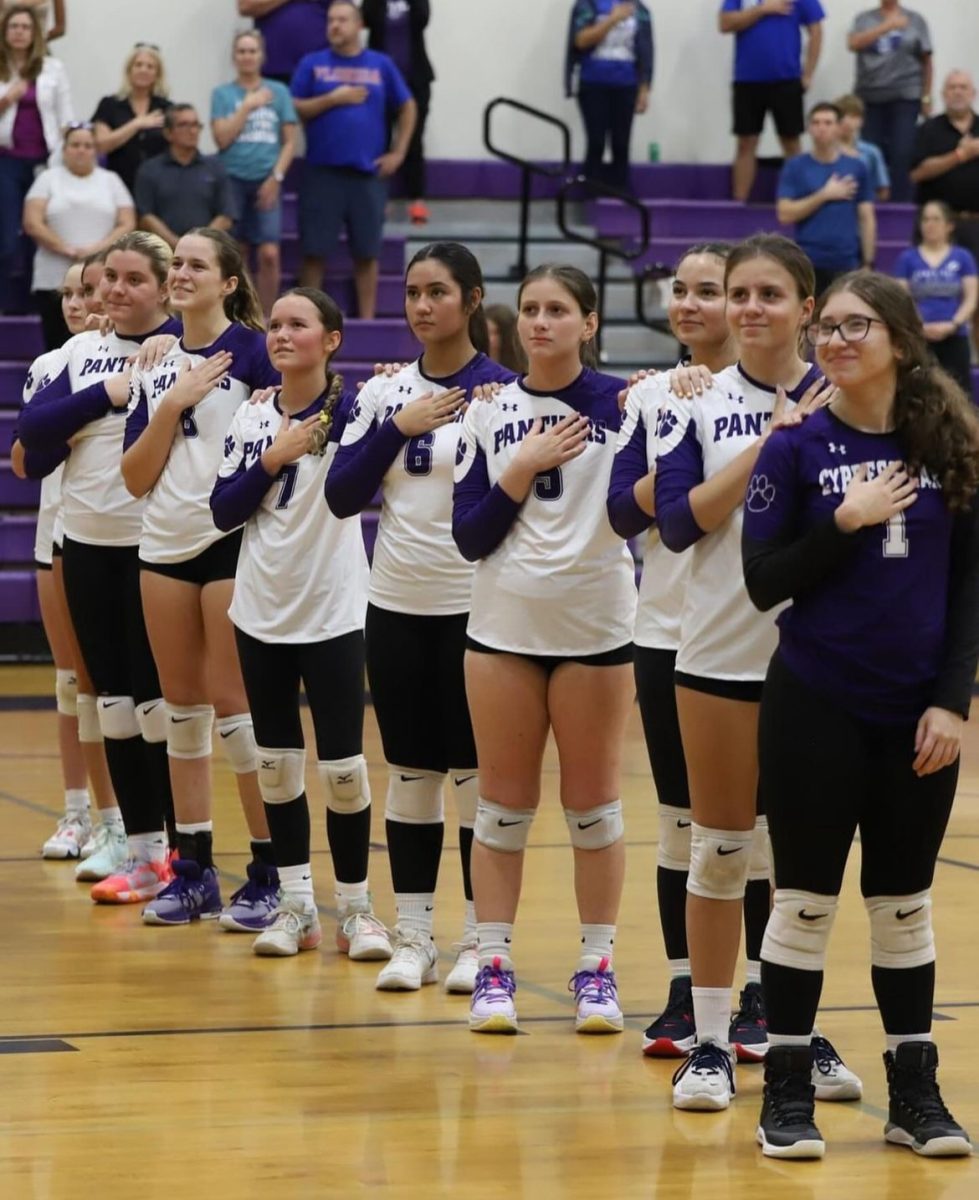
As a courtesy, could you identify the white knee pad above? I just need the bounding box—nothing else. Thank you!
[658,804,692,872]
[257,747,307,805]
[566,799,624,850]
[215,713,258,775]
[449,769,479,828]
[473,797,535,853]
[55,668,77,716]
[762,889,839,971]
[97,695,140,740]
[76,694,102,743]
[866,891,935,970]
[385,766,444,824]
[136,698,167,744]
[687,824,754,901]
[318,754,371,814]
[748,814,772,883]
[166,703,215,760]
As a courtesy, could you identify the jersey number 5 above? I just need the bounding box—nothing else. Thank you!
[533,467,563,502]
[275,463,299,510]
[883,511,909,558]
[404,433,435,477]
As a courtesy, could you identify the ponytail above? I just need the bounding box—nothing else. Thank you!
[185,227,265,332]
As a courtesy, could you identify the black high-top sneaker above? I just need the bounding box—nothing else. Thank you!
[756,1044,825,1159]
[884,1042,972,1156]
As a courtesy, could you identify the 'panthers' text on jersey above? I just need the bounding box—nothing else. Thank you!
[455,369,637,656]
[127,323,279,564]
[21,347,68,563]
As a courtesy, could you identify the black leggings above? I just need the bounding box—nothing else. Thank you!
[577,82,638,193]
[365,604,476,773]
[634,646,690,811]
[931,333,973,399]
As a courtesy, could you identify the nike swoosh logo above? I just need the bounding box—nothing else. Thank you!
[219,730,234,738]
[400,774,423,782]
[497,819,522,827]
[101,700,121,707]
[717,846,743,856]
[676,819,691,828]
[424,905,434,912]
[454,775,477,785]
[798,910,826,922]
[577,819,602,830]
[503,937,512,943]
[143,702,160,713]
[301,875,312,882]
[896,906,924,921]
[171,716,192,724]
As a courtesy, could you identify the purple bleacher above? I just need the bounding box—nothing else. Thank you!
[0,462,39,506]
[0,570,41,620]
[0,361,26,403]
[0,318,43,361]
[0,513,35,562]
[339,320,420,362]
[0,409,17,445]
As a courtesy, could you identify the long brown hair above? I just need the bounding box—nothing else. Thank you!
[484,303,527,373]
[517,264,600,368]
[0,6,46,83]
[184,228,265,332]
[816,271,979,510]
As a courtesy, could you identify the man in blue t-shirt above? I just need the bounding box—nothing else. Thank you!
[291,0,416,318]
[719,0,825,202]
[777,101,876,297]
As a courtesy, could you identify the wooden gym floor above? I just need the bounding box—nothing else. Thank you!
[0,664,976,1199]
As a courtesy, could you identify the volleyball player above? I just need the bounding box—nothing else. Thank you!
[212,287,376,958]
[326,243,514,990]
[453,264,636,1034]
[11,260,119,867]
[121,229,279,930]
[17,232,180,904]
[744,272,977,1159]
[610,241,777,1059]
[652,234,857,1109]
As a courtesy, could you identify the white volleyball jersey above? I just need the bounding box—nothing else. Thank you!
[216,391,368,643]
[331,354,513,616]
[22,347,67,563]
[654,363,817,681]
[615,375,690,652]
[454,370,637,656]
[36,328,173,547]
[127,324,278,564]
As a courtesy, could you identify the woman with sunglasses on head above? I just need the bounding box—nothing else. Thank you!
[121,228,284,933]
[92,44,170,194]
[17,231,180,905]
[744,273,978,1160]
[23,122,135,349]
[326,242,514,990]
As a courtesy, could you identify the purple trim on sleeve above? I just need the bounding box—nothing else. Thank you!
[452,446,521,561]
[210,456,277,533]
[18,379,112,450]
[324,415,405,518]
[653,419,706,551]
[607,412,653,539]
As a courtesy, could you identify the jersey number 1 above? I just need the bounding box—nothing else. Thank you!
[883,512,909,558]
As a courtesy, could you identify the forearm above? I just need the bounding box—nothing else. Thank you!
[575,14,620,51]
[452,484,522,562]
[23,216,71,257]
[211,459,276,531]
[294,93,340,120]
[91,213,136,254]
[120,402,182,498]
[719,9,769,34]
[803,26,822,80]
[778,190,827,224]
[208,215,233,232]
[274,125,298,177]
[909,151,962,185]
[859,207,877,265]
[742,517,858,612]
[848,21,891,52]
[607,473,654,539]
[390,100,417,159]
[324,421,404,517]
[238,0,289,16]
[139,213,178,248]
[212,110,251,151]
[19,383,111,448]
[932,504,979,716]
[922,56,933,101]
[953,282,978,326]
[688,441,762,532]
[95,118,141,155]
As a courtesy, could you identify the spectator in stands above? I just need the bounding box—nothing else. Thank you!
[894,199,977,396]
[92,44,171,194]
[719,0,824,204]
[0,4,73,312]
[3,1,64,40]
[362,0,434,226]
[776,101,876,297]
[292,0,415,319]
[237,1,328,86]
[134,104,233,249]
[836,93,890,201]
[211,30,297,315]
[847,2,931,203]
[485,302,527,373]
[565,2,653,196]
[23,123,134,348]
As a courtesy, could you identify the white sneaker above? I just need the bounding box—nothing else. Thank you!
[79,828,98,859]
[811,1035,863,1101]
[75,822,128,881]
[337,899,392,961]
[42,810,91,859]
[253,895,322,957]
[672,1038,737,1111]
[444,933,479,994]
[375,926,439,990]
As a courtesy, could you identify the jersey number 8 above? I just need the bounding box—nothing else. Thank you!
[180,408,199,439]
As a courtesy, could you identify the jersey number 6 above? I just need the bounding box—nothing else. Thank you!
[404,433,435,477]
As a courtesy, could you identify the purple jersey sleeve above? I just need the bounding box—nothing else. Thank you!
[607,400,653,540]
[451,441,522,562]
[931,500,979,716]
[653,409,706,552]
[210,456,277,532]
[17,365,112,451]
[324,412,405,518]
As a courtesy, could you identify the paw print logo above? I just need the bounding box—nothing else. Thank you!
[350,399,362,423]
[654,406,678,440]
[746,474,776,514]
[223,435,235,457]
[455,437,467,466]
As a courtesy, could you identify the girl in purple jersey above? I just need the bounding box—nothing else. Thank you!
[743,271,979,1160]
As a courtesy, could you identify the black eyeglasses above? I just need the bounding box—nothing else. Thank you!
[134,42,160,51]
[805,316,887,347]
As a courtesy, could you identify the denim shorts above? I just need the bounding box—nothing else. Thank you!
[299,165,386,260]
[228,174,282,245]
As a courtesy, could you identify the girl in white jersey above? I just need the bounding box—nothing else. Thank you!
[212,288,377,959]
[11,258,118,867]
[326,243,514,990]
[453,265,636,1035]
[17,231,180,905]
[120,229,280,932]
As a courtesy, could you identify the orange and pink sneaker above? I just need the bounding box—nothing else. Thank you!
[90,856,173,905]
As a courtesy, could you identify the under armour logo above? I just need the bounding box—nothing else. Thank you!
[259,419,270,430]
[500,401,519,412]
[828,441,846,455]
[896,906,924,921]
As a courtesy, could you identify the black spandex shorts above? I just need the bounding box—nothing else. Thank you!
[139,529,242,587]
[675,669,764,703]
[466,637,634,676]
[733,79,804,139]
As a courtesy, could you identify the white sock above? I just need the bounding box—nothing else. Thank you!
[98,806,124,829]
[396,892,435,939]
[579,923,616,970]
[65,788,90,813]
[279,863,315,906]
[477,921,514,970]
[128,831,167,863]
[335,879,369,909]
[744,959,762,985]
[463,899,476,939]
[692,986,732,1046]
[886,1032,932,1054]
[769,1033,811,1048]
[668,957,691,978]
[175,820,213,835]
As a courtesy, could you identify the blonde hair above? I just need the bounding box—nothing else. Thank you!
[107,230,173,289]
[117,44,169,100]
[0,5,46,83]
